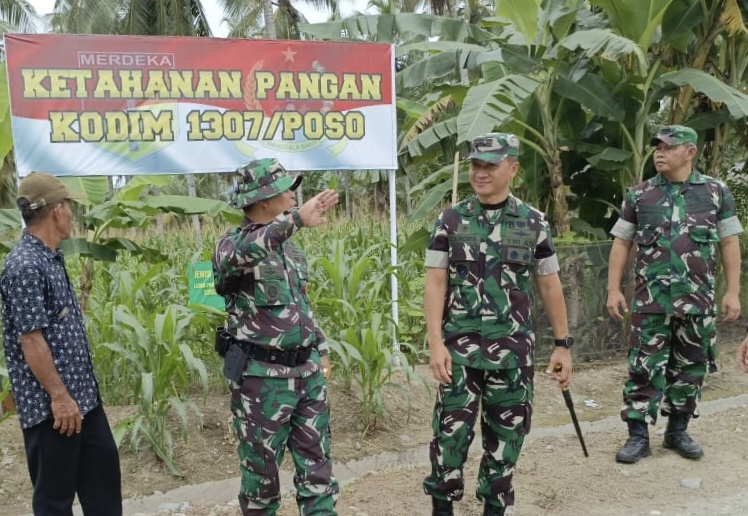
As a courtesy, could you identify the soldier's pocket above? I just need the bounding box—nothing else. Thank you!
[448,246,481,314]
[253,263,291,307]
[500,245,532,290]
[688,225,718,246]
[634,228,659,247]
[254,279,291,306]
[245,424,277,498]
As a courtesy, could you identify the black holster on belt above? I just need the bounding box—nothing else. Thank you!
[214,327,232,357]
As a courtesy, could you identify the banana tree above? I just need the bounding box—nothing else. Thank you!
[660,0,748,177]
[0,66,16,210]
[408,0,748,234]
[71,176,241,311]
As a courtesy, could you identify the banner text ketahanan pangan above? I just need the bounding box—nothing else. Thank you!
[22,68,384,143]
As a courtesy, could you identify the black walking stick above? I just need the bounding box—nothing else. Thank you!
[562,388,589,457]
[554,366,589,457]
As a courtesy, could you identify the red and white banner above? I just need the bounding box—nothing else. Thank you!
[4,34,396,176]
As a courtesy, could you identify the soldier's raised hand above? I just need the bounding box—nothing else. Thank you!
[298,189,339,227]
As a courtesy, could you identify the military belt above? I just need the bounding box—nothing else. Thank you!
[238,340,313,367]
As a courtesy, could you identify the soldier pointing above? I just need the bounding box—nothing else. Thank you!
[212,159,339,515]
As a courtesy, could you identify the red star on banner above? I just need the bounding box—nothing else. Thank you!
[282,47,297,62]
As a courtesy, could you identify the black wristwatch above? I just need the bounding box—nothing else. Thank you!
[554,336,574,349]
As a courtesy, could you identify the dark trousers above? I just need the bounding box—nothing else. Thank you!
[22,404,122,516]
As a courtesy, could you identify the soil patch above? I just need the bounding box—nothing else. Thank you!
[2,327,748,516]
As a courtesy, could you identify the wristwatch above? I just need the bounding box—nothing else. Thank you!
[554,336,574,348]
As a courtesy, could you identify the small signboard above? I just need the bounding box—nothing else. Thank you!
[188,261,223,310]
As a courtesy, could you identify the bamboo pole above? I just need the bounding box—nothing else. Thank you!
[451,151,460,205]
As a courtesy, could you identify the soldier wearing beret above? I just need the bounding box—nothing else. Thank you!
[212,158,339,515]
[1,172,122,515]
[607,125,743,463]
[422,133,573,516]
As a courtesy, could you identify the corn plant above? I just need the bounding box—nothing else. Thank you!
[96,303,215,475]
[335,313,423,435]
[306,230,427,432]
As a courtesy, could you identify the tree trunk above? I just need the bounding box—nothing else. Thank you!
[404,173,412,215]
[345,172,351,218]
[263,0,276,39]
[154,186,164,235]
[549,149,570,235]
[187,174,202,246]
[373,181,378,218]
[79,256,94,314]
[671,7,723,123]
[704,125,728,177]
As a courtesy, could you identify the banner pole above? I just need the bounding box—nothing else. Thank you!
[387,168,400,364]
[451,151,459,205]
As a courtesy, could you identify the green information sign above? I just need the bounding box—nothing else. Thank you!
[188,261,224,310]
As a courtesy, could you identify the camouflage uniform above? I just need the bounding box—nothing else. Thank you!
[610,126,743,425]
[422,134,561,511]
[213,159,338,516]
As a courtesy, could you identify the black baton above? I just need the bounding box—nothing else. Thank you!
[562,388,589,457]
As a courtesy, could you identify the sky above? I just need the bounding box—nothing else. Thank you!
[25,0,368,36]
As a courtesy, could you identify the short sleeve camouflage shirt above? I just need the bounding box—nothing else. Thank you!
[425,195,559,370]
[212,213,326,379]
[610,170,743,314]
[0,231,100,429]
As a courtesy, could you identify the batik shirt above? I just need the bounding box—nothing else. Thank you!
[425,195,559,370]
[610,170,743,314]
[0,231,99,429]
[212,213,328,378]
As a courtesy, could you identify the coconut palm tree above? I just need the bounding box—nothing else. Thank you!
[0,0,37,35]
[218,0,345,39]
[47,0,212,36]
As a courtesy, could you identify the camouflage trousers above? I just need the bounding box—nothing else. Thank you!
[621,313,714,424]
[423,365,534,509]
[231,373,338,515]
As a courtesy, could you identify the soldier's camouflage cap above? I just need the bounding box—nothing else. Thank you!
[468,132,520,163]
[650,125,698,146]
[230,158,302,209]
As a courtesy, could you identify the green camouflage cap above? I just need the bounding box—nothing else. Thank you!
[650,125,698,146]
[229,158,302,209]
[468,132,520,163]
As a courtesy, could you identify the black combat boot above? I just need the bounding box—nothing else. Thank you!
[432,497,453,516]
[483,503,505,516]
[615,419,651,463]
[663,413,703,459]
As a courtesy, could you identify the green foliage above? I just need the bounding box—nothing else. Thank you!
[102,303,214,476]
[0,364,11,423]
[82,251,224,475]
[299,220,427,432]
